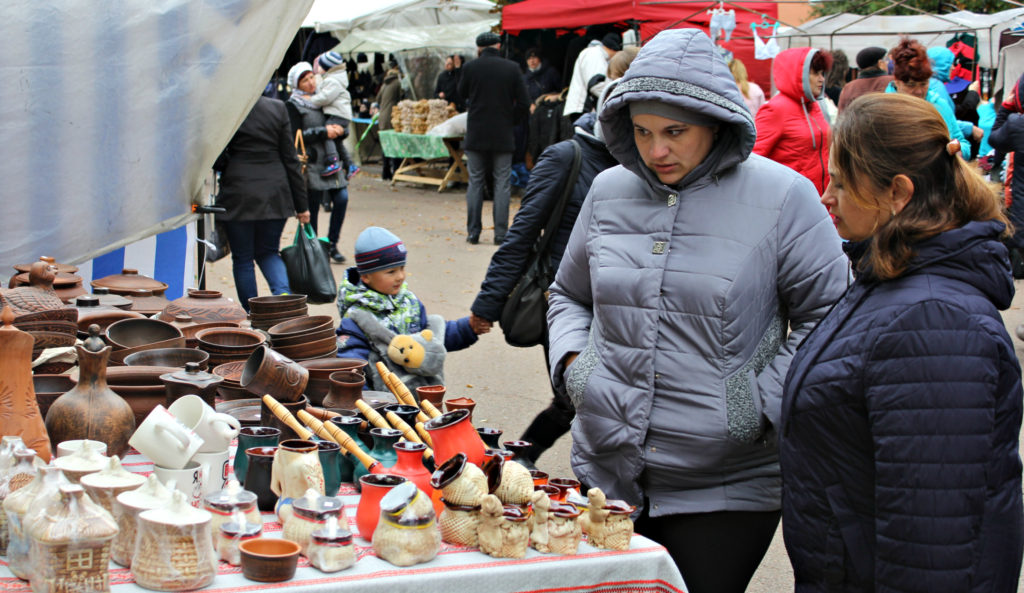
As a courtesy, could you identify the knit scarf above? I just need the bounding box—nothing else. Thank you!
[338,278,421,335]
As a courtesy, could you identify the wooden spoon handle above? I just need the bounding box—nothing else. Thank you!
[420,399,443,419]
[354,399,390,430]
[415,422,434,448]
[298,409,377,470]
[262,395,313,440]
[304,406,340,421]
[386,411,434,462]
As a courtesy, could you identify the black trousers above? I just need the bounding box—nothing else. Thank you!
[634,507,781,593]
[519,334,575,462]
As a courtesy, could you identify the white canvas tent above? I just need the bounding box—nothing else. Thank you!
[776,8,1024,69]
[303,0,498,52]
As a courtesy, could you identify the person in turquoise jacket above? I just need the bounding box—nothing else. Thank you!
[885,39,970,159]
[927,46,983,143]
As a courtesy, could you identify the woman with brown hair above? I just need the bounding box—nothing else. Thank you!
[781,92,1023,592]
[885,37,970,159]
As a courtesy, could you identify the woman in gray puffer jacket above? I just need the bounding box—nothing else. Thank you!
[546,29,849,593]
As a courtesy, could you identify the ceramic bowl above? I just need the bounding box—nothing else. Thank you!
[196,328,267,354]
[273,335,337,360]
[180,321,241,347]
[123,348,210,370]
[34,374,78,418]
[267,315,333,339]
[212,360,247,382]
[238,538,300,582]
[248,295,307,315]
[105,318,183,350]
[108,337,187,365]
[105,365,180,386]
[269,327,335,348]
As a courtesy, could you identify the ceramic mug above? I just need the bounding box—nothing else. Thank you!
[168,394,242,453]
[153,460,206,507]
[192,448,231,497]
[129,405,205,469]
[56,439,109,458]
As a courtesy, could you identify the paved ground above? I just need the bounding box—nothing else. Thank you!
[206,165,1024,592]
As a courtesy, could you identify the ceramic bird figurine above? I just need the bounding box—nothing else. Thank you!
[529,489,551,553]
[579,487,608,537]
[477,494,530,559]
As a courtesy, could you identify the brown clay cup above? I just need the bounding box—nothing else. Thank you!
[415,384,446,407]
[323,370,366,410]
[238,538,300,582]
[239,345,309,403]
[444,397,477,420]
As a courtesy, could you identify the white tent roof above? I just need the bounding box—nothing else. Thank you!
[776,8,1024,69]
[303,0,498,51]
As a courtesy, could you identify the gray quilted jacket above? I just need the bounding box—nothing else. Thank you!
[546,29,849,515]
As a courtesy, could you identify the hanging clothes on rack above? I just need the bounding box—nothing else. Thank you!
[709,7,736,43]
[752,20,780,60]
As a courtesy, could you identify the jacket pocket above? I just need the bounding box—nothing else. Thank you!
[564,331,599,410]
[824,484,873,585]
[725,367,765,443]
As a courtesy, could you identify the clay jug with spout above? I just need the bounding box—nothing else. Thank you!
[0,307,51,461]
[45,325,136,457]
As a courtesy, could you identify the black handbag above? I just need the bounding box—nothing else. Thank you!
[500,140,582,347]
[280,222,337,304]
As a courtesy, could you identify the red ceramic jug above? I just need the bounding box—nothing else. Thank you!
[355,474,406,541]
[423,409,486,468]
[389,441,441,516]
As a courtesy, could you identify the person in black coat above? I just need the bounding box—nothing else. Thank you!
[434,55,464,112]
[458,32,530,245]
[988,73,1024,263]
[781,93,1023,592]
[214,96,309,311]
[523,49,561,103]
[470,110,618,462]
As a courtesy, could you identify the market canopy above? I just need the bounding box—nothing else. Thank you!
[776,8,1024,69]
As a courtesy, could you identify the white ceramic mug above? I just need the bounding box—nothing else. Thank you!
[191,448,231,497]
[128,405,205,469]
[57,439,108,458]
[167,394,241,453]
[152,461,206,508]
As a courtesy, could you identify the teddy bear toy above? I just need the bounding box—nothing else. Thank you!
[348,309,448,391]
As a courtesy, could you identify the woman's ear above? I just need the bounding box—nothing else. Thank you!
[889,174,914,215]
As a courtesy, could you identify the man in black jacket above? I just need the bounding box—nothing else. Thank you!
[458,32,530,245]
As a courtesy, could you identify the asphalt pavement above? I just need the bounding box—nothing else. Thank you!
[206,165,1024,592]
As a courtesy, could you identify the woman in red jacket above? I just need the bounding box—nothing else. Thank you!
[753,48,832,195]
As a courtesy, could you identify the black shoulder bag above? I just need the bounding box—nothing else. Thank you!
[500,140,582,347]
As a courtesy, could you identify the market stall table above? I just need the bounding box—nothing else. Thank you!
[379,130,468,193]
[0,447,687,593]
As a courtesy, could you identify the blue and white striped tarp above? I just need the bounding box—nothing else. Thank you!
[75,223,197,302]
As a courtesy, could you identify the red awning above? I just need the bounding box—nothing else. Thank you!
[502,0,639,34]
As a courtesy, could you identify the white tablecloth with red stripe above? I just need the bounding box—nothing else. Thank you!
[0,449,687,593]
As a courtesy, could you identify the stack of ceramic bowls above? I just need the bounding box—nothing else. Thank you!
[13,308,79,361]
[212,361,249,400]
[247,295,308,331]
[266,315,338,363]
[105,366,179,426]
[123,348,210,371]
[195,328,266,367]
[298,358,369,406]
[104,318,185,365]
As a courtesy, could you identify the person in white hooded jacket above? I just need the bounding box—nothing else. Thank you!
[546,28,849,593]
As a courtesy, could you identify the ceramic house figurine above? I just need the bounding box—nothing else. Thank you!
[477,494,530,559]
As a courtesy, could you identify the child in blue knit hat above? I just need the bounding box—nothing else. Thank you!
[336,226,488,391]
[311,51,357,178]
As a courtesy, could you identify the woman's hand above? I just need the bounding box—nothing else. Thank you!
[296,210,310,224]
[327,124,344,139]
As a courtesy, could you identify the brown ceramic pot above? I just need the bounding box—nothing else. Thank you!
[415,385,446,407]
[45,326,136,458]
[90,268,168,296]
[323,371,366,410]
[444,397,477,420]
[158,289,248,325]
[12,256,78,275]
[33,374,78,419]
[239,346,309,403]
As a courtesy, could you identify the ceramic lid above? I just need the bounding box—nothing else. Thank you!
[91,268,168,294]
[161,362,223,389]
[53,440,109,473]
[13,257,78,274]
[311,517,352,545]
[80,456,147,489]
[379,482,434,527]
[116,474,174,509]
[293,488,344,521]
[203,479,257,512]
[89,288,135,309]
[220,520,263,538]
[13,270,82,287]
[139,490,211,525]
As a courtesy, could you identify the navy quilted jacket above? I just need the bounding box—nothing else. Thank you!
[780,220,1024,592]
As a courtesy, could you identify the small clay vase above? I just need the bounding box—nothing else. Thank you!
[389,441,440,515]
[415,384,446,407]
[317,440,342,496]
[323,370,366,410]
[233,427,281,484]
[355,474,406,541]
[45,326,136,458]
[160,362,224,407]
[240,345,309,404]
[477,427,503,449]
[158,289,248,325]
[444,397,477,420]
[0,307,51,461]
[423,409,486,468]
[243,446,279,511]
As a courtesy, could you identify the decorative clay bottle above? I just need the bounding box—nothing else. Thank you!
[45,325,136,458]
[353,428,400,490]
[0,308,51,462]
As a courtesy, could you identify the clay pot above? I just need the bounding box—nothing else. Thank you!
[0,307,51,461]
[239,346,309,403]
[233,426,280,483]
[444,397,477,420]
[160,362,224,407]
[158,289,247,325]
[33,374,77,419]
[548,477,581,503]
[179,321,241,349]
[91,268,168,296]
[125,347,209,370]
[121,289,172,315]
[267,315,333,339]
[105,318,183,350]
[108,337,188,365]
[11,270,87,303]
[72,295,144,333]
[195,328,266,355]
[239,538,300,582]
[45,326,136,458]
[323,370,366,410]
[299,358,367,406]
[355,474,406,541]
[423,409,486,468]
[415,384,446,407]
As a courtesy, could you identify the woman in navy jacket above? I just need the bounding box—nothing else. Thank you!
[781,92,1023,592]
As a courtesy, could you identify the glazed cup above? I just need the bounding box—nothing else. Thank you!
[239,345,309,403]
[129,405,205,469]
[444,397,477,420]
[415,384,446,407]
[536,483,561,500]
[192,448,231,497]
[152,461,206,507]
[168,394,242,453]
[243,446,279,511]
[239,538,301,582]
[529,469,549,487]
[548,477,581,502]
[233,426,281,483]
